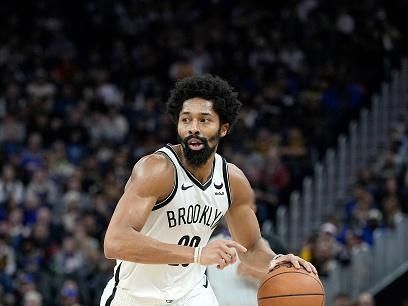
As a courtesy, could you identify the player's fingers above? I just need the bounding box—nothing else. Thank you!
[225,248,237,265]
[217,247,232,265]
[226,240,247,253]
[290,255,301,269]
[217,258,228,270]
[298,258,312,273]
[220,245,236,257]
[268,261,277,271]
[303,261,317,274]
[219,250,233,264]
[311,263,318,274]
[269,254,284,271]
[229,248,237,264]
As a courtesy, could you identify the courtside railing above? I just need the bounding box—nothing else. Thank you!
[322,215,408,301]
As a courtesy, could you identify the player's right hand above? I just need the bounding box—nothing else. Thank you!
[200,239,247,270]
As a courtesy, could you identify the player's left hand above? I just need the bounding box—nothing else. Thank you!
[268,254,317,274]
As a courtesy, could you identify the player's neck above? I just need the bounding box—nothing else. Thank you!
[175,145,216,184]
[184,155,215,184]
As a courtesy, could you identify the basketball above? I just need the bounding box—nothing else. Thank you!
[257,264,325,306]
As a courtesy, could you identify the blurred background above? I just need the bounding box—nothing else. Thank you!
[0,1,407,305]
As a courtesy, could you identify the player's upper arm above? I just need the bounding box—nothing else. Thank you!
[105,153,175,236]
[225,163,261,249]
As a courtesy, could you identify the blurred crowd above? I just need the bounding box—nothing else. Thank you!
[299,116,408,279]
[0,0,407,305]
[333,291,376,306]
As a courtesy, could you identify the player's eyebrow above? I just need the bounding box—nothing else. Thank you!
[180,111,213,116]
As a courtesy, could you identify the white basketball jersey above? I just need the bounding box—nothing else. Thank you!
[103,144,231,305]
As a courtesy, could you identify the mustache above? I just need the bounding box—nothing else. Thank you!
[182,135,208,145]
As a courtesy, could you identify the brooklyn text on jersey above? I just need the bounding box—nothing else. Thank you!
[166,204,223,228]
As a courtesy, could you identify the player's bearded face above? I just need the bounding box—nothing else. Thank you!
[179,132,220,166]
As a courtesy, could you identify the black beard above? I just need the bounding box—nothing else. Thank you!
[179,134,217,167]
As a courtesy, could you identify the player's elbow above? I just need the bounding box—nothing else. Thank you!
[103,233,122,259]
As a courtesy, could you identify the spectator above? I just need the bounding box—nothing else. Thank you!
[26,169,58,206]
[0,114,26,157]
[23,290,43,306]
[356,292,375,306]
[20,133,45,176]
[0,165,25,206]
[53,236,84,277]
[382,196,403,228]
[0,234,16,293]
[58,279,83,306]
[333,292,352,306]
[26,69,56,107]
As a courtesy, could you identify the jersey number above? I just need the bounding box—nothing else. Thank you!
[169,235,201,267]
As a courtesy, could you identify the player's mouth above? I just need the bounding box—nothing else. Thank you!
[187,138,204,151]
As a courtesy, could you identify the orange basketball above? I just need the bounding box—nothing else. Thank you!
[257,264,325,306]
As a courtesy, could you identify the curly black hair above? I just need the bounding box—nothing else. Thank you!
[166,74,242,129]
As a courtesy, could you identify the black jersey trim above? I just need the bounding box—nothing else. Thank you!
[152,151,178,211]
[203,274,209,288]
[165,144,214,191]
[105,262,122,306]
[222,158,232,207]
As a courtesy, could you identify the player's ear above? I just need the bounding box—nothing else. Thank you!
[220,123,230,137]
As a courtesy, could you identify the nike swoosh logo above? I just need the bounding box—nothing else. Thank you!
[214,182,223,189]
[181,184,193,190]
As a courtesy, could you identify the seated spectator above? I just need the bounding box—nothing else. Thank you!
[382,196,403,228]
[53,236,84,277]
[0,233,15,293]
[23,290,43,306]
[58,279,83,306]
[0,165,25,206]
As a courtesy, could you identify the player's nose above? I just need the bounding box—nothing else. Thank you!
[188,119,200,134]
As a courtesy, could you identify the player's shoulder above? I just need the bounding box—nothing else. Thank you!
[131,152,175,180]
[226,162,249,183]
[127,152,175,198]
[226,162,253,198]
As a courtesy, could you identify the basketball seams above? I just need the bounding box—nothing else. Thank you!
[258,293,325,300]
[258,267,325,306]
[320,290,325,306]
[259,270,322,293]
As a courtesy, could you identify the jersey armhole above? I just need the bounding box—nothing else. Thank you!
[152,151,178,211]
[222,158,232,207]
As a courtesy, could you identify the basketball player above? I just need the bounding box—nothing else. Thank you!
[100,75,317,306]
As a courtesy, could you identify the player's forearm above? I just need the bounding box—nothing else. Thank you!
[240,237,275,273]
[104,228,194,264]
